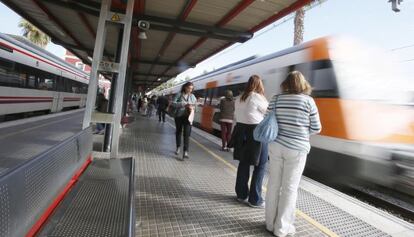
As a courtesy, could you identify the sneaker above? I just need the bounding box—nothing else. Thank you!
[236,197,248,204]
[248,201,265,209]
[175,147,180,155]
[183,151,189,159]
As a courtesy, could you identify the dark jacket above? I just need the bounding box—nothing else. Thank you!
[96,93,108,113]
[230,122,263,166]
[219,97,235,120]
[156,96,169,110]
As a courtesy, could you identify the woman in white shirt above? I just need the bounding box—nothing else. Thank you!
[232,75,269,208]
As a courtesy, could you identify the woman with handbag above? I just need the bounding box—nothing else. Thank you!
[233,75,269,208]
[265,71,321,237]
[219,90,235,151]
[172,82,197,160]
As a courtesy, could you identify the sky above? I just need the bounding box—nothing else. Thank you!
[0,0,413,85]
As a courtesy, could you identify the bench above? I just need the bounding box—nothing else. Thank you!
[0,127,135,237]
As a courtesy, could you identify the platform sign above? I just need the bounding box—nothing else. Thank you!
[99,61,119,73]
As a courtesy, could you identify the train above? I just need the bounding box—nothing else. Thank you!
[159,37,414,196]
[0,32,89,120]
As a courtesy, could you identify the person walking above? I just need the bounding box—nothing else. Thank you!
[156,94,169,122]
[146,95,157,118]
[232,75,269,208]
[141,96,148,116]
[219,90,235,151]
[172,82,197,160]
[265,71,321,237]
[94,89,108,134]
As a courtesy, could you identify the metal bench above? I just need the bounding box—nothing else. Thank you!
[37,158,135,237]
[0,127,135,237]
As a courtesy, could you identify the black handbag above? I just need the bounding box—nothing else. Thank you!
[212,111,221,124]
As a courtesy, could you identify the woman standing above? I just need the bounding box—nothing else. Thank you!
[172,82,197,160]
[265,71,321,237]
[219,90,235,151]
[233,75,269,208]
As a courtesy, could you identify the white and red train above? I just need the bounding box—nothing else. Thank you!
[0,33,88,119]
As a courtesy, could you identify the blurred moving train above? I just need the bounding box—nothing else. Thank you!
[0,33,88,120]
[160,37,414,196]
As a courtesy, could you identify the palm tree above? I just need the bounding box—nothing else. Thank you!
[293,8,305,46]
[293,1,324,46]
[18,19,50,48]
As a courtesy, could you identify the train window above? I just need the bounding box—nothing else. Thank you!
[27,75,36,88]
[193,89,204,104]
[37,73,55,90]
[0,58,25,87]
[211,88,219,107]
[310,60,338,98]
[56,76,64,92]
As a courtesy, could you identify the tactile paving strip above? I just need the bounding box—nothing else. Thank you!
[119,116,328,237]
[297,189,389,237]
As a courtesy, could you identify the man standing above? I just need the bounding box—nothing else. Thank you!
[156,94,169,122]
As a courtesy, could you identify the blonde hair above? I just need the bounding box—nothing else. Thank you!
[281,71,312,95]
[241,75,264,102]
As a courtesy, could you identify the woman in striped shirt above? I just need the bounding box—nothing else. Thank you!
[265,71,321,237]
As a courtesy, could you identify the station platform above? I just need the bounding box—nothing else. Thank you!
[115,114,414,237]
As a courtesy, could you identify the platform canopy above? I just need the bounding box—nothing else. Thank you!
[2,0,313,90]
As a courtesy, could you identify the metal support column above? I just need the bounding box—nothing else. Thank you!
[82,0,110,129]
[110,0,135,157]
[103,28,124,152]
[81,0,135,158]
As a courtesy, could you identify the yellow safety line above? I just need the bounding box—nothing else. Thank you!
[167,121,339,236]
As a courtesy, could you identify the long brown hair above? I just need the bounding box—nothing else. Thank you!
[281,71,312,95]
[240,75,264,102]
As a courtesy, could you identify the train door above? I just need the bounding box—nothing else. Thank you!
[200,81,217,132]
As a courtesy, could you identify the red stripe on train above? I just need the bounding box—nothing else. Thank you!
[0,41,88,80]
[0,96,53,99]
[0,100,53,104]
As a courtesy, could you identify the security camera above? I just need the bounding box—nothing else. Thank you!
[389,0,403,12]
[138,20,150,30]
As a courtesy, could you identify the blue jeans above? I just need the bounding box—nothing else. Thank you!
[235,143,268,205]
[96,123,105,132]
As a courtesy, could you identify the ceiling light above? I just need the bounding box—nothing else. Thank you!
[157,78,161,81]
[138,31,147,40]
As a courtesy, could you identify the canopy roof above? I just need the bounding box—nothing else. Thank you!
[2,0,313,90]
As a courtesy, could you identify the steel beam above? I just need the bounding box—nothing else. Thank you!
[39,0,252,41]
[82,0,110,129]
[131,59,193,67]
[110,0,135,157]
[156,0,255,82]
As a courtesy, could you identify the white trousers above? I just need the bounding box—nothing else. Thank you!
[265,143,307,237]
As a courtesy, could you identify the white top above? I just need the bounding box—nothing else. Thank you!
[234,92,268,124]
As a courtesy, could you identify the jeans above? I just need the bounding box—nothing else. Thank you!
[220,122,232,148]
[96,123,105,132]
[235,143,268,205]
[174,115,192,152]
[265,143,307,237]
[158,109,166,122]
